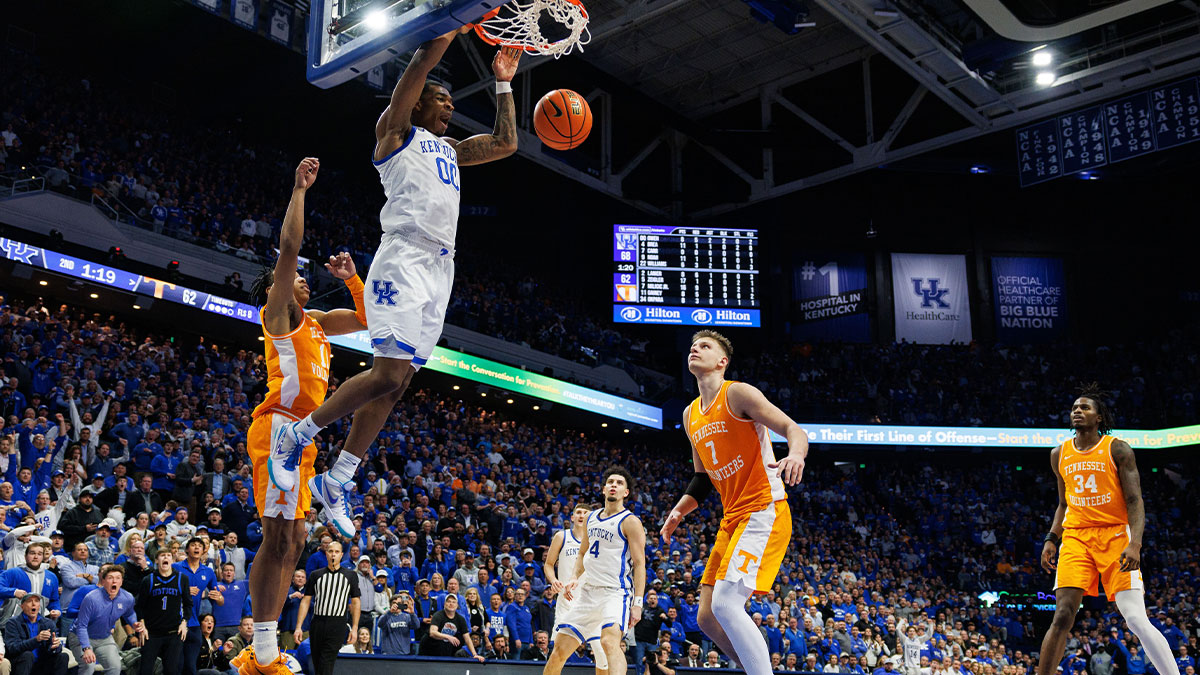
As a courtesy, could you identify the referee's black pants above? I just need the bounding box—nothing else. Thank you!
[310,616,349,675]
[140,634,184,675]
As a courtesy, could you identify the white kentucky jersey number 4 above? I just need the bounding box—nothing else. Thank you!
[374,125,461,251]
[583,509,634,590]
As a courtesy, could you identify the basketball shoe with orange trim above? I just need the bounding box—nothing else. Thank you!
[231,646,294,675]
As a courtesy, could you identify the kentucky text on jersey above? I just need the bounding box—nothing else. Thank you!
[418,139,457,162]
[587,526,616,543]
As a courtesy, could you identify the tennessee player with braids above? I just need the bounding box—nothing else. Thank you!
[1036,383,1179,675]
[232,158,370,675]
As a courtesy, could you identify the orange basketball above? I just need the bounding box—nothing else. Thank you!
[534,89,592,151]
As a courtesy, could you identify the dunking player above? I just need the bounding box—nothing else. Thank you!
[1036,384,1180,675]
[268,29,522,538]
[660,330,808,675]
[545,468,646,675]
[543,503,608,675]
[232,158,370,675]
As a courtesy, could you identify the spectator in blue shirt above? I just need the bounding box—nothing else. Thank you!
[0,542,61,620]
[278,569,310,648]
[390,551,418,595]
[504,587,533,653]
[173,537,219,675]
[211,562,249,643]
[71,564,143,675]
[150,441,181,495]
[2,592,69,674]
[376,592,419,655]
[131,428,163,474]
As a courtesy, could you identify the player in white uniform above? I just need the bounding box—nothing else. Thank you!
[267,28,522,537]
[544,504,608,674]
[544,468,646,675]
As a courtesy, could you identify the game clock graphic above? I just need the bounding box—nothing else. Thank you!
[612,224,761,327]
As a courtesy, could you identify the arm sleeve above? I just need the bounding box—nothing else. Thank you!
[344,275,368,326]
[68,399,82,440]
[74,595,92,648]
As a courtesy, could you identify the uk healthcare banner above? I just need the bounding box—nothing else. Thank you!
[992,256,1067,342]
[793,252,870,341]
[891,253,972,344]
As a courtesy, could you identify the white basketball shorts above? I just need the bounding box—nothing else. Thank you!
[364,233,454,367]
[555,584,631,642]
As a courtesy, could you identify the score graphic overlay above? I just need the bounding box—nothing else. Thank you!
[612,225,760,327]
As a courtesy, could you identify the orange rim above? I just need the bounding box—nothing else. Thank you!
[472,0,588,52]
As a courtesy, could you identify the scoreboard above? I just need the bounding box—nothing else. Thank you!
[612,224,760,327]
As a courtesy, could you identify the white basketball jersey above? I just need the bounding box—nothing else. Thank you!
[557,529,583,585]
[374,125,460,251]
[582,509,634,590]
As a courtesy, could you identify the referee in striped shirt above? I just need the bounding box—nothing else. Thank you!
[294,540,359,675]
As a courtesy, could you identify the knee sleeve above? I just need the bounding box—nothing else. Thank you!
[592,639,609,669]
[711,580,772,675]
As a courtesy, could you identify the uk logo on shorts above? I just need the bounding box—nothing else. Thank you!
[373,280,398,306]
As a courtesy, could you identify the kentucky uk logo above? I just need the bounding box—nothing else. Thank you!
[911,278,950,308]
[373,280,398,306]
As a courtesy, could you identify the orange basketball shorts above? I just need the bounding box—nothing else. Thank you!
[248,411,318,520]
[1055,524,1144,597]
[701,499,791,593]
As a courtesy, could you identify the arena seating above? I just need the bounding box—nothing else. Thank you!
[0,293,1196,674]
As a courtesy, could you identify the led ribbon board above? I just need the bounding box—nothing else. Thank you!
[1,236,663,429]
[768,423,1200,449]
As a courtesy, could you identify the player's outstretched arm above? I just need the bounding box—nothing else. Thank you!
[543,530,565,595]
[1041,446,1068,573]
[624,515,647,628]
[263,158,319,335]
[375,28,466,160]
[662,411,706,547]
[308,252,369,336]
[1112,439,1144,571]
[727,382,809,486]
[448,47,520,166]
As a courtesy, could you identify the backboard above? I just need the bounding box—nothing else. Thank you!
[307,0,500,88]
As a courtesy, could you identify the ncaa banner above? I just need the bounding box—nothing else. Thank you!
[891,253,972,344]
[268,0,292,46]
[230,0,258,29]
[992,256,1067,342]
[793,252,870,342]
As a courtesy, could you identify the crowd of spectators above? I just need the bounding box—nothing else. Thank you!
[729,328,1200,429]
[0,48,671,384]
[0,291,1197,675]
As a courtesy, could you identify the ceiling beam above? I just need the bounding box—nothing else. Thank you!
[687,47,1200,219]
[810,0,988,128]
[773,93,858,155]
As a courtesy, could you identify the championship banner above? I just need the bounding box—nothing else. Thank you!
[268,0,292,46]
[230,0,258,29]
[366,65,386,91]
[992,256,1067,342]
[193,0,222,13]
[891,253,972,344]
[793,252,870,341]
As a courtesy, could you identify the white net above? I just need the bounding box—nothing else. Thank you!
[474,0,591,58]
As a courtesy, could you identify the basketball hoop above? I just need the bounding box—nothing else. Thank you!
[473,0,590,58]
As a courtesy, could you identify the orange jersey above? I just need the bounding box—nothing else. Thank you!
[687,381,786,521]
[251,310,332,420]
[1058,435,1128,529]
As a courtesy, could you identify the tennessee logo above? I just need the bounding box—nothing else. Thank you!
[373,280,398,306]
[735,549,759,574]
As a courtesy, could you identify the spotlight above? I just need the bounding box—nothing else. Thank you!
[1035,71,1055,86]
[481,392,487,397]
[601,423,608,428]
[533,405,540,410]
[364,10,388,31]
[506,399,513,404]
[132,304,141,310]
[89,293,99,299]
[38,280,48,286]
[969,165,991,175]
[359,361,367,367]
[257,336,265,341]
[623,428,630,433]
[453,385,460,390]
[1031,49,1052,67]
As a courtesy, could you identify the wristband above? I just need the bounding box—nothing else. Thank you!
[1044,532,1061,547]
[633,596,644,607]
[496,81,513,95]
